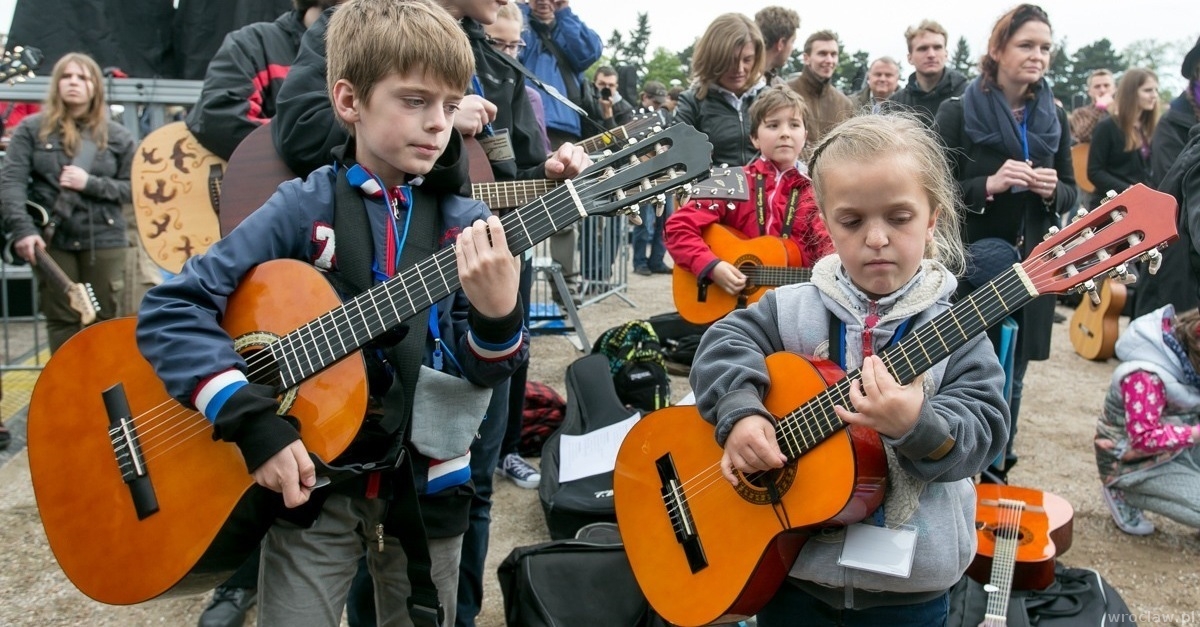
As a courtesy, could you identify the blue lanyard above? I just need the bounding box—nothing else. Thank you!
[470,75,495,137]
[1018,101,1031,162]
[426,302,462,373]
[370,182,414,283]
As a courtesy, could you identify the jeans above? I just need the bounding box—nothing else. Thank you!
[756,583,949,627]
[631,198,672,271]
[455,382,509,627]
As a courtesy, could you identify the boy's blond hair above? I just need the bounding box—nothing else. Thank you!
[326,0,473,131]
[748,85,807,137]
[809,113,966,273]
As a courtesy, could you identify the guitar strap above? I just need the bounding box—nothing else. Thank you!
[752,174,801,238]
[331,164,444,627]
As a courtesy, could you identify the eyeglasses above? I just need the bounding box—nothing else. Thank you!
[486,37,526,54]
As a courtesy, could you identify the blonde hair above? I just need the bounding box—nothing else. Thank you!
[495,2,523,25]
[1114,68,1160,152]
[904,19,948,53]
[689,13,765,100]
[748,85,807,136]
[809,114,966,273]
[40,52,108,157]
[326,0,473,131]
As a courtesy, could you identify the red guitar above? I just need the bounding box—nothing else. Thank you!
[612,184,1177,627]
[969,484,1074,627]
[26,124,730,606]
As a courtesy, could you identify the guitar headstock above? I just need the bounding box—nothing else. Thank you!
[573,124,713,217]
[677,166,749,204]
[66,283,100,326]
[0,46,44,85]
[582,107,667,153]
[1022,184,1178,296]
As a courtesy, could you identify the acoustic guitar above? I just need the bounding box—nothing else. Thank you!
[26,124,728,605]
[969,484,1074,627]
[672,224,811,325]
[1068,277,1127,361]
[131,122,224,274]
[1,201,102,324]
[612,184,1177,627]
[215,111,669,236]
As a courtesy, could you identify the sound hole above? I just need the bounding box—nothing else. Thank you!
[733,253,763,293]
[733,463,798,505]
[233,331,284,390]
[979,523,1030,545]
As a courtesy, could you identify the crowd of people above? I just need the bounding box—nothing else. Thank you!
[1,0,1200,626]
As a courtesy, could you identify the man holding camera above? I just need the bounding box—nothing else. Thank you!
[592,65,634,130]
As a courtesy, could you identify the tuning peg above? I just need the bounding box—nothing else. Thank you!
[1042,226,1060,241]
[1105,190,1117,201]
[1143,248,1163,274]
[652,194,666,217]
[626,210,643,226]
[1081,279,1100,305]
[1110,263,1138,285]
[1071,208,1088,223]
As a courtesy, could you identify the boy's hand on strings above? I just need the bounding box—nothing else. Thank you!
[253,441,317,508]
[455,94,497,137]
[544,142,591,180]
[455,215,520,318]
[834,355,924,440]
[721,415,787,485]
[985,159,1037,196]
[710,261,747,295]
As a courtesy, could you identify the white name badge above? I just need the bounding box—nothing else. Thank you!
[837,522,917,578]
[479,128,516,162]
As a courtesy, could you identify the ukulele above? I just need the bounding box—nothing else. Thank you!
[131,121,225,273]
[672,224,810,325]
[2,201,101,324]
[611,184,1177,627]
[970,484,1074,626]
[26,124,730,605]
[1068,276,1127,361]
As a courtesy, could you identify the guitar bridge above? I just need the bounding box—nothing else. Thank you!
[655,454,707,573]
[104,383,160,520]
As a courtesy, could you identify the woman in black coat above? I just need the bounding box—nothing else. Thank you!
[936,3,1077,477]
[1087,67,1160,207]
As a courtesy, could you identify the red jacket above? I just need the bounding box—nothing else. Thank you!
[665,157,830,277]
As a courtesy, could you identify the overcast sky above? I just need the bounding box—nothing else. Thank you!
[0,1,1195,89]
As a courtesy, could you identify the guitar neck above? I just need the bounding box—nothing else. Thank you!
[578,126,631,154]
[472,179,559,211]
[775,265,1036,459]
[743,266,811,287]
[268,182,590,388]
[33,247,76,294]
[981,499,1025,627]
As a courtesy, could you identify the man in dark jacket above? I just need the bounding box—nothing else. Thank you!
[889,19,967,126]
[754,6,800,86]
[1149,35,1200,188]
[185,0,340,161]
[1134,124,1200,316]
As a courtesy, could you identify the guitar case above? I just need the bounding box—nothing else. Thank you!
[538,353,632,540]
[948,563,1134,627]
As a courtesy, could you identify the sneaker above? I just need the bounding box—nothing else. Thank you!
[634,266,652,276]
[496,453,541,489]
[649,265,673,275]
[1100,485,1155,536]
[199,586,257,627]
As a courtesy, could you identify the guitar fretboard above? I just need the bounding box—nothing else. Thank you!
[472,179,558,212]
[774,265,1036,460]
[983,499,1025,626]
[744,266,811,287]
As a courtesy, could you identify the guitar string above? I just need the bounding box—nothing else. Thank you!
[124,167,626,458]
[659,223,1142,531]
[986,499,1023,619]
[120,148,705,462]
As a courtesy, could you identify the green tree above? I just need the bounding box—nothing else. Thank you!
[1062,38,1125,106]
[642,47,688,89]
[950,36,975,79]
[1045,41,1074,106]
[834,48,870,94]
[675,42,695,81]
[1122,38,1172,75]
[605,12,651,70]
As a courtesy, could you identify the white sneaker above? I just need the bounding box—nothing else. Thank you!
[1101,485,1155,536]
[496,453,541,489]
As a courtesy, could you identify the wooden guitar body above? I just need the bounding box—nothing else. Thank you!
[613,352,887,626]
[217,122,298,237]
[1072,143,1095,195]
[671,224,793,325]
[968,484,1074,592]
[132,122,224,274]
[1068,278,1127,361]
[27,260,368,604]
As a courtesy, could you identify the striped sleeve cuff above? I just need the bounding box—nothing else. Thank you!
[192,369,249,423]
[426,453,472,494]
[467,329,523,362]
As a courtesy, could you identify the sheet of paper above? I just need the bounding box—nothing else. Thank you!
[837,523,917,578]
[557,413,641,483]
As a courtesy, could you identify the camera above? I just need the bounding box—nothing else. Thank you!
[599,87,612,100]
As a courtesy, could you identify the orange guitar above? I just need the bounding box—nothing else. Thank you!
[26,124,723,605]
[1068,277,1127,361]
[969,484,1074,627]
[672,224,811,325]
[613,184,1178,627]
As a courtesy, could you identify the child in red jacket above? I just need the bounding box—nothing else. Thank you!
[665,84,830,296]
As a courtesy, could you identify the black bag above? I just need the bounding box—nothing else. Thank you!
[538,354,631,539]
[647,311,707,367]
[948,563,1136,626]
[592,320,672,414]
[497,522,667,627]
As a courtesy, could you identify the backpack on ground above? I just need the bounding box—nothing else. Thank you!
[519,380,566,458]
[948,562,1135,626]
[592,320,671,414]
[538,353,632,539]
[647,311,707,369]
